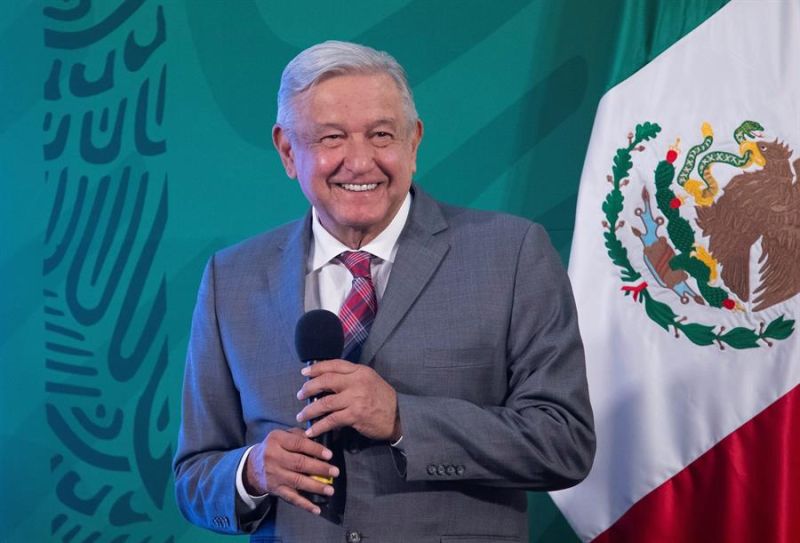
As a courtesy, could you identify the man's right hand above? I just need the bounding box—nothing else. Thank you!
[244,427,339,515]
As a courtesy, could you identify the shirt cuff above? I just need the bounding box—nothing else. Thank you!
[236,445,270,510]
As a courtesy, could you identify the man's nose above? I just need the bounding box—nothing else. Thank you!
[343,136,375,175]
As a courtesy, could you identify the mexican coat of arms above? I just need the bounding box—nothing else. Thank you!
[601,121,797,349]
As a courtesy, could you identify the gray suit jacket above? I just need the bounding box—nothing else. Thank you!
[173,186,595,542]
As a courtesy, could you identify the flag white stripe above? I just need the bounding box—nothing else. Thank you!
[552,1,800,539]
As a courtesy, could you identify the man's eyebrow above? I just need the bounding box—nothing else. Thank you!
[310,122,346,132]
[307,119,400,134]
[367,118,399,130]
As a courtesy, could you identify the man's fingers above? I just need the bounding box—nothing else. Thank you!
[277,469,334,496]
[273,468,335,507]
[297,372,348,401]
[305,409,350,438]
[279,490,320,516]
[272,481,328,516]
[283,450,340,479]
[296,391,348,424]
[277,428,333,460]
[272,430,339,477]
[253,428,341,515]
[301,358,358,378]
[293,363,400,440]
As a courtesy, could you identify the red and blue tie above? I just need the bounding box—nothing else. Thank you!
[336,251,377,359]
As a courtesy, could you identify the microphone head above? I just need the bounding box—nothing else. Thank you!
[295,310,344,362]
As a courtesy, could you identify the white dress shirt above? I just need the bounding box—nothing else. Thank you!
[304,193,410,312]
[236,192,412,512]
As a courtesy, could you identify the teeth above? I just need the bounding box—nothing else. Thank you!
[341,183,378,192]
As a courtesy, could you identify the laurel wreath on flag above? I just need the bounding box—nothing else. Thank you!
[601,122,795,349]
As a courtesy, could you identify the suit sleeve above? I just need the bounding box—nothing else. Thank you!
[172,256,272,533]
[393,224,596,490]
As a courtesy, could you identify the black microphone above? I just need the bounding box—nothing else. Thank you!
[294,309,344,505]
[295,309,344,363]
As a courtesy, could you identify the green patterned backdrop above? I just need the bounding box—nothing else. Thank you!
[0,1,725,541]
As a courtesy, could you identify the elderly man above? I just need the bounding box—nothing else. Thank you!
[174,41,595,542]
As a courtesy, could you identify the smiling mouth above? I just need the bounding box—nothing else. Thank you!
[339,183,379,192]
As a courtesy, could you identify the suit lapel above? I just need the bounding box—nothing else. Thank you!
[270,212,312,357]
[361,187,450,364]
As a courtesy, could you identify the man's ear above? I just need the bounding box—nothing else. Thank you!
[273,124,297,179]
[410,119,424,175]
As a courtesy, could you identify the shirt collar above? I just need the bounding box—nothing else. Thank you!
[310,191,412,272]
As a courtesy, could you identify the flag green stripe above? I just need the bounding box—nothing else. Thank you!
[606,0,730,91]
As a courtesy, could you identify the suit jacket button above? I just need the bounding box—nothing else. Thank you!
[436,464,445,476]
[347,443,360,454]
[445,464,456,476]
[427,464,437,475]
[456,465,465,475]
[346,530,362,543]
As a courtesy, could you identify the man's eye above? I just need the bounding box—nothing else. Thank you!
[320,134,344,146]
[372,132,394,144]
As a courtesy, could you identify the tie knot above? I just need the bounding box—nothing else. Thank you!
[337,251,373,278]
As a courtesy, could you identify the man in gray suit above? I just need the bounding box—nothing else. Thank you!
[174,41,595,542]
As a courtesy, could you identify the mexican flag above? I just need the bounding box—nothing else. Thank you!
[552,1,800,541]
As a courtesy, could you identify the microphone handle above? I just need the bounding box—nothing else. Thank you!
[304,360,334,505]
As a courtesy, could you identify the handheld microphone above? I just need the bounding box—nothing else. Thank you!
[294,309,344,505]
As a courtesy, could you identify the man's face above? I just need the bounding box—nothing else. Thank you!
[273,73,423,247]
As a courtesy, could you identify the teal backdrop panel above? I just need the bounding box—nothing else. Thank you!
[0,1,725,541]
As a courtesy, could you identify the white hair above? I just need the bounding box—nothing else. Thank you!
[276,41,418,134]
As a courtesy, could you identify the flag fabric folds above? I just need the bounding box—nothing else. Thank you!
[552,1,800,541]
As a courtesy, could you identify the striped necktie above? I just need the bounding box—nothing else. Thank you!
[336,251,377,359]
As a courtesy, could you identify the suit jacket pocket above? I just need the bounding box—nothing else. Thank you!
[440,536,520,543]
[424,347,494,368]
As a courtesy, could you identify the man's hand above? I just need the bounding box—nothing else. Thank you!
[296,359,401,441]
[244,428,339,515]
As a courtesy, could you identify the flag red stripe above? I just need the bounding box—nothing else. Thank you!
[594,382,800,543]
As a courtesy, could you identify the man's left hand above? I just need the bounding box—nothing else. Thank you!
[296,359,401,442]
